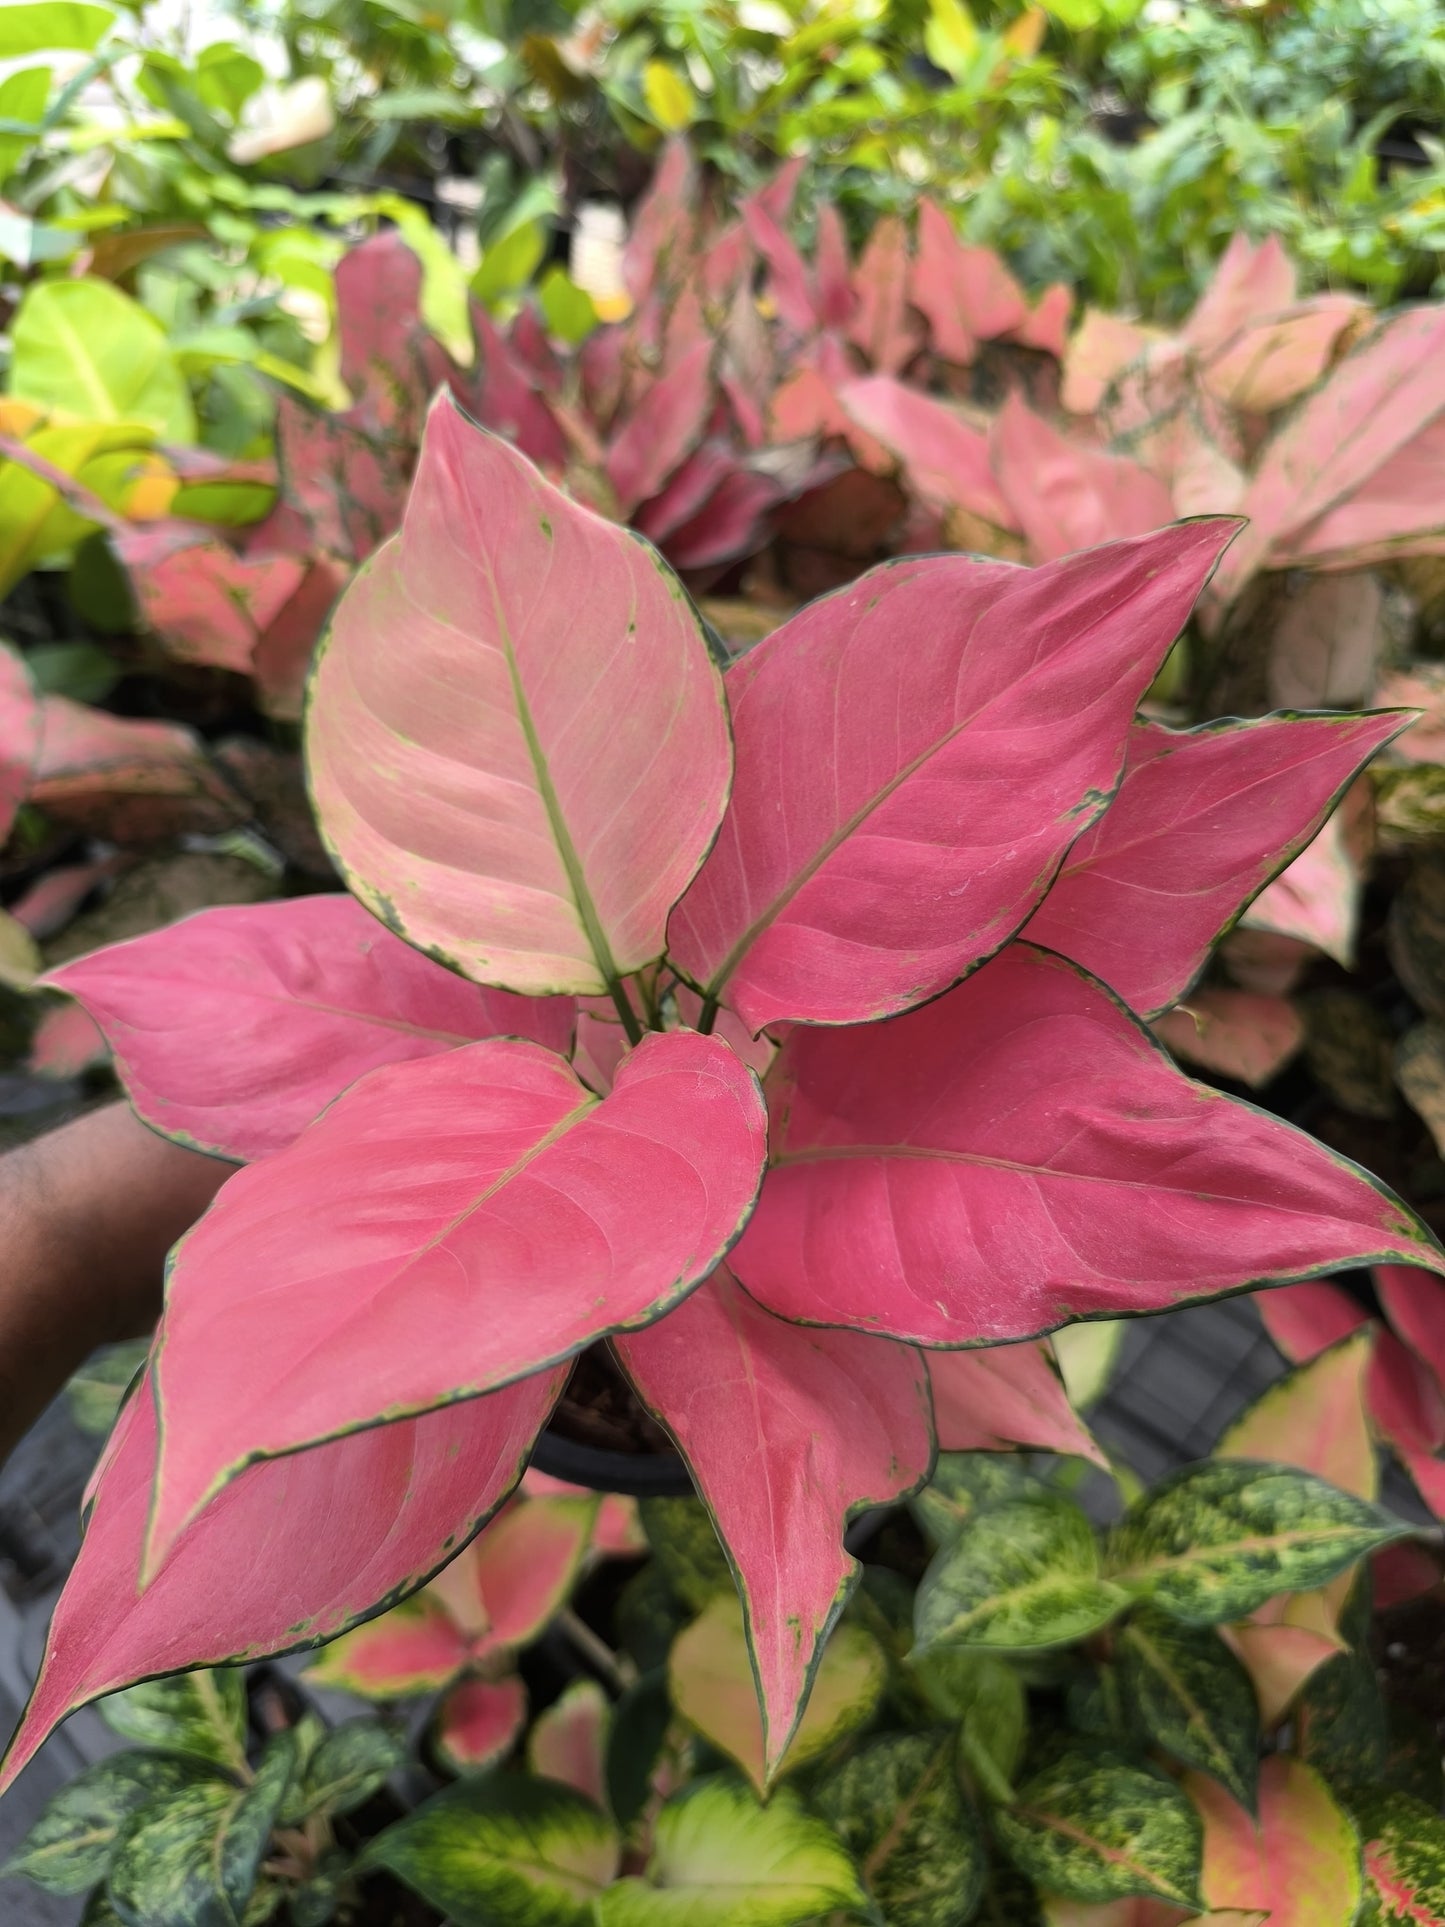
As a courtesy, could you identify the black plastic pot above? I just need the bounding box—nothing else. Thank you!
[529,1427,694,1498]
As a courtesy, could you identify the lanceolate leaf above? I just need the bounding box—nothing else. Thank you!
[1117,1611,1259,1806]
[1026,712,1405,1019]
[1,1754,219,1895]
[990,395,1174,565]
[47,896,575,1161]
[99,1671,247,1772]
[1217,1331,1377,1500]
[0,1366,563,1796]
[615,1267,931,1779]
[926,1340,1107,1464]
[146,1031,766,1570]
[838,376,1016,528]
[669,524,1235,1032]
[730,944,1445,1346]
[1192,1757,1363,1926]
[308,393,731,998]
[1106,1460,1406,1626]
[1347,1785,1445,1926]
[995,1748,1203,1908]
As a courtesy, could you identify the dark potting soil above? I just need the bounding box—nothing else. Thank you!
[547,1345,674,1455]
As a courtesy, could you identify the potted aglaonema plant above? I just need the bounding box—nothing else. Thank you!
[2,390,1437,1809]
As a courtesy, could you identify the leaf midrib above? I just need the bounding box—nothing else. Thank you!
[1112,1521,1387,1584]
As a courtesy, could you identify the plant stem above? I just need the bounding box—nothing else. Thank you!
[607,977,645,1045]
[558,1608,635,1693]
[695,994,719,1036]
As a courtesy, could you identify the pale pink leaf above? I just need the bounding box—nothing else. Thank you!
[1060,310,1162,415]
[146,1029,766,1571]
[605,339,714,515]
[307,395,731,997]
[305,1597,471,1696]
[527,1679,609,1807]
[669,522,1238,1032]
[0,639,39,846]
[1239,792,1368,967]
[1192,1757,1361,1926]
[1183,234,1297,360]
[435,1675,528,1773]
[46,896,574,1162]
[1219,929,1315,998]
[0,1365,561,1795]
[847,216,919,375]
[31,697,244,842]
[1267,573,1384,713]
[1372,664,1445,765]
[29,1001,108,1079]
[909,200,977,365]
[449,1493,597,1656]
[1026,712,1402,1017]
[728,943,1445,1347]
[1200,295,1364,416]
[814,205,853,331]
[926,1341,1106,1465]
[838,375,1017,528]
[990,394,1175,563]
[1153,990,1304,1089]
[1012,284,1071,358]
[614,1267,931,1779]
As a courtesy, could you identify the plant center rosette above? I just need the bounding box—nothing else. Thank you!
[3,393,1440,1794]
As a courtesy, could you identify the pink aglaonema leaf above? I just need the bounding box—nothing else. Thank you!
[435,1676,528,1774]
[1254,1279,1368,1364]
[116,524,306,674]
[1193,1759,1361,1926]
[605,339,714,515]
[528,1680,609,1807]
[614,1266,932,1781]
[1374,1264,1445,1399]
[305,1597,471,1696]
[838,376,1017,530]
[1239,782,1371,967]
[1152,989,1304,1089]
[1182,234,1298,361]
[1200,295,1363,416]
[307,394,731,998]
[1025,712,1403,1018]
[45,896,575,1162]
[268,394,414,566]
[741,200,817,337]
[668,522,1236,1032]
[624,137,698,305]
[0,1364,563,1795]
[467,303,569,472]
[250,554,347,723]
[334,231,459,439]
[30,697,244,843]
[1218,1329,1377,1500]
[633,444,738,546]
[520,1471,644,1557]
[910,200,978,365]
[847,215,920,375]
[430,1493,597,1657]
[1060,310,1162,416]
[145,1029,766,1573]
[29,1001,107,1079]
[1012,284,1071,358]
[990,393,1175,563]
[814,205,853,332]
[926,1341,1106,1465]
[661,463,781,573]
[728,943,1445,1347]
[0,639,39,846]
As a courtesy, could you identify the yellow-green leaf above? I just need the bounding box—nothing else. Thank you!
[10,280,195,442]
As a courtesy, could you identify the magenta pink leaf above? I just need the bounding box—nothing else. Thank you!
[145,1029,766,1572]
[727,943,1445,1347]
[435,1494,597,1656]
[1239,787,1369,967]
[467,302,569,471]
[0,1364,562,1795]
[1254,1280,1368,1364]
[0,639,38,846]
[114,522,306,674]
[660,464,781,572]
[741,201,817,337]
[31,697,244,843]
[624,138,699,304]
[335,231,460,439]
[269,394,414,565]
[814,205,853,331]
[847,216,920,375]
[926,1341,1105,1465]
[1375,1264,1445,1399]
[839,375,1016,529]
[1183,234,1297,360]
[305,1598,471,1697]
[307,394,732,998]
[29,1000,108,1079]
[435,1676,528,1773]
[668,522,1236,1032]
[605,339,714,515]
[614,1266,932,1779]
[633,444,739,546]
[1025,711,1404,1017]
[45,895,574,1162]
[990,394,1175,562]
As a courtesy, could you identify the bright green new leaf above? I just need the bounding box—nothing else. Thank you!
[290,1717,407,1822]
[99,1671,249,1776]
[0,3,113,57]
[995,1748,1203,1908]
[1106,1460,1408,1626]
[10,280,196,442]
[915,1492,1129,1653]
[374,200,474,369]
[923,0,979,82]
[814,1730,987,1927]
[1346,1785,1445,1925]
[361,1774,620,1927]
[472,221,547,306]
[598,1776,866,1927]
[0,66,50,181]
[537,266,598,345]
[0,1752,218,1894]
[642,60,696,131]
[1117,1610,1258,1807]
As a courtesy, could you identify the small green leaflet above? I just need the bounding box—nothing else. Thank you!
[0,1752,218,1894]
[911,1453,1047,1549]
[1117,1610,1259,1807]
[1346,1784,1445,1925]
[361,1773,620,1927]
[813,1730,987,1927]
[908,1649,1026,1802]
[0,3,113,57]
[995,1747,1203,1908]
[288,1717,406,1822]
[597,1775,865,1927]
[99,1670,249,1775]
[914,1491,1129,1652]
[1105,1460,1407,1625]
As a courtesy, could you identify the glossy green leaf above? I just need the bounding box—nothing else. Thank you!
[98,1671,249,1775]
[911,1454,1049,1549]
[1118,1610,1258,1807]
[597,1776,866,1927]
[639,1496,735,1612]
[814,1730,987,1927]
[908,1649,1026,1801]
[0,1752,218,1894]
[1346,1785,1445,1926]
[915,1492,1129,1653]
[10,280,196,442]
[996,1748,1204,1908]
[361,1773,620,1927]
[1295,1649,1389,1786]
[0,3,112,56]
[537,267,598,345]
[291,1717,406,1821]
[1106,1461,1407,1626]
[0,67,51,181]
[106,1730,295,1927]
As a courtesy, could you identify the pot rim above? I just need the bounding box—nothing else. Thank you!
[530,1424,695,1497]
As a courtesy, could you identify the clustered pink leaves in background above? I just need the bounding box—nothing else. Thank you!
[6,396,1444,1796]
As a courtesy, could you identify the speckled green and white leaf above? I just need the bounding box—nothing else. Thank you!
[909,1650,1027,1801]
[915,1492,1129,1653]
[995,1749,1203,1909]
[290,1717,407,1822]
[1105,1461,1407,1626]
[1346,1785,1445,1925]
[360,1773,619,1927]
[638,1495,735,1612]
[596,1776,866,1927]
[911,1454,1048,1550]
[0,1753,219,1895]
[1117,1611,1258,1807]
[813,1729,987,1927]
[1295,1649,1389,1787]
[98,1671,249,1776]
[106,1730,295,1927]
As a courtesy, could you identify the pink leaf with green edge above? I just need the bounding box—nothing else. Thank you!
[0,638,39,845]
[614,1266,931,1782]
[667,522,1236,1032]
[1191,1757,1362,1926]
[847,216,919,374]
[467,302,569,471]
[115,524,304,672]
[270,394,413,565]
[661,464,781,573]
[838,376,1017,528]
[30,697,244,843]
[814,205,853,331]
[1374,1264,1445,1397]
[910,200,979,365]
[1218,1330,1377,1499]
[740,201,817,336]
[335,231,458,438]
[625,138,698,304]
[307,394,731,999]
[437,1493,598,1656]
[1200,296,1363,416]
[1182,235,1297,361]
[1061,311,1163,415]
[0,1363,563,1797]
[520,1471,645,1556]
[528,1680,609,1808]
[990,394,1175,563]
[45,896,572,1161]
[1153,990,1304,1089]
[435,1676,528,1774]
[1221,1617,1345,1727]
[926,1341,1106,1465]
[1025,712,1404,1019]
[729,943,1445,1348]
[145,1029,766,1574]
[305,1597,471,1697]
[1366,1329,1445,1459]
[1255,1281,1369,1363]
[605,340,714,515]
[1239,790,1369,967]
[29,1000,107,1079]
[668,984,778,1081]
